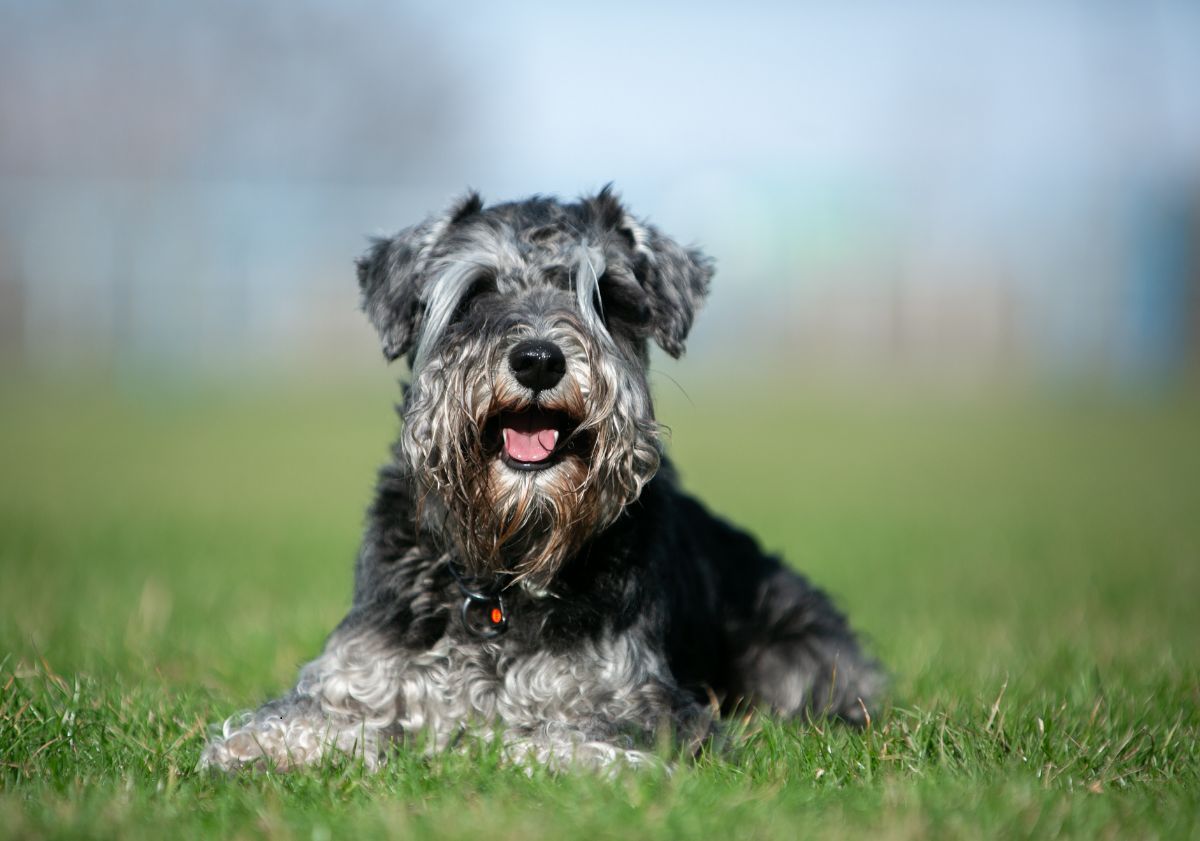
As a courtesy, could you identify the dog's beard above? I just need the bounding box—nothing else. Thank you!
[402,339,661,587]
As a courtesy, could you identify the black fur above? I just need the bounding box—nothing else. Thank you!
[351,457,877,720]
[200,189,881,773]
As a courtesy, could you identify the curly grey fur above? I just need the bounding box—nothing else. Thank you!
[200,187,881,774]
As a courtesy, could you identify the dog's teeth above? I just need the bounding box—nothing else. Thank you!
[550,429,559,447]
[502,429,509,449]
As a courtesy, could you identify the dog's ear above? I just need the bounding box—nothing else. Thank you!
[589,186,714,358]
[630,222,713,357]
[357,192,484,362]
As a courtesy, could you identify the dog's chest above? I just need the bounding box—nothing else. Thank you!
[388,631,668,744]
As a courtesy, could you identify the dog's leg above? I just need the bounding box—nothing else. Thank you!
[199,626,404,772]
[726,564,883,724]
[488,633,715,773]
[500,689,715,775]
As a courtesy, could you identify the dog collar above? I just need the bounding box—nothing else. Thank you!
[446,559,508,638]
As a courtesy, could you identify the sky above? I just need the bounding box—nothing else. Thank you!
[1,0,1198,380]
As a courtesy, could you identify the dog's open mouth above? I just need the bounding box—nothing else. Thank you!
[492,408,578,471]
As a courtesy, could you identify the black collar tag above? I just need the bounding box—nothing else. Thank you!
[447,560,509,638]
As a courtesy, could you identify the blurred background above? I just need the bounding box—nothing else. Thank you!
[2,12,1200,824]
[2,0,1198,389]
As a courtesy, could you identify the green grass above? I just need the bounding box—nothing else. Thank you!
[2,373,1198,839]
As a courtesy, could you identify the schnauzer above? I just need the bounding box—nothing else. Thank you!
[201,188,881,772]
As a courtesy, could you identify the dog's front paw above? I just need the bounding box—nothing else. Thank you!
[197,709,384,773]
[501,731,668,777]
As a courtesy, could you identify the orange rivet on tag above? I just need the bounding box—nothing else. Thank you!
[490,607,503,625]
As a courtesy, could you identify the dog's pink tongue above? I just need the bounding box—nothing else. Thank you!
[503,412,559,463]
[506,412,561,463]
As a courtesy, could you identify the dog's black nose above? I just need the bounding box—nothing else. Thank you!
[508,340,566,392]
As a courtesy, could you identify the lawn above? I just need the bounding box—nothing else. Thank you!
[2,373,1198,839]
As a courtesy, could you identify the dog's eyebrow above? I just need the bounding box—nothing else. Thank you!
[574,242,610,341]
[414,260,494,371]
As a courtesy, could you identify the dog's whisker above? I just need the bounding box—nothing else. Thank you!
[647,368,694,408]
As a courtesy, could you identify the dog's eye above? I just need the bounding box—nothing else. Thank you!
[451,275,496,322]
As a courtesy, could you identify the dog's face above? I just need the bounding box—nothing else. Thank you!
[356,188,712,585]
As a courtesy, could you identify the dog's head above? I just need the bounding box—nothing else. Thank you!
[357,187,712,585]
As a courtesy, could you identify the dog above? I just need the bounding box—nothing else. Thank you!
[200,187,881,772]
